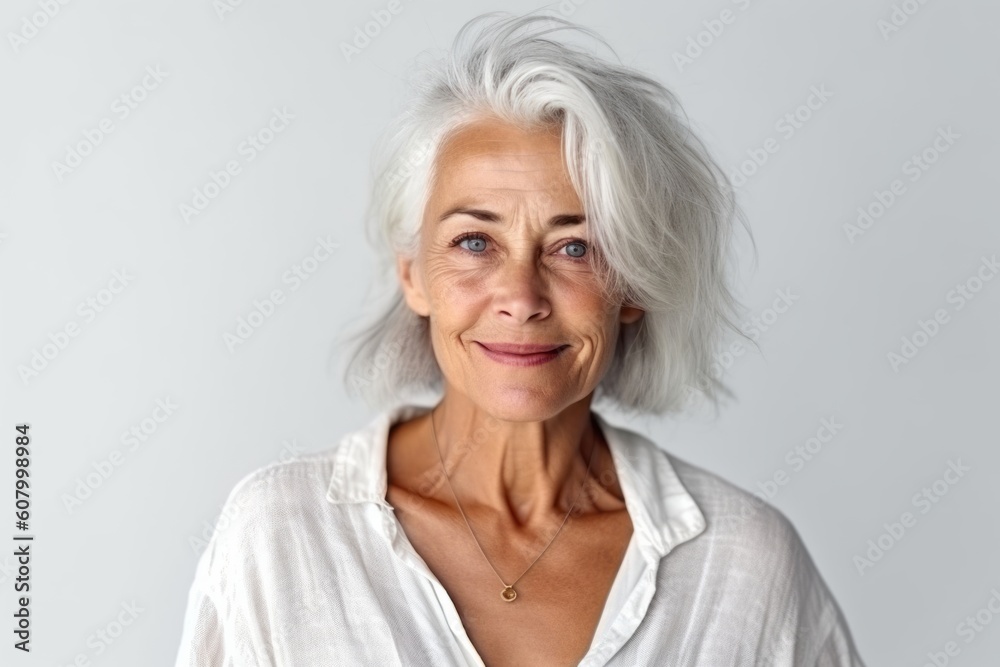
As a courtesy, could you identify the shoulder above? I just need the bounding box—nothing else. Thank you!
[242,447,341,490]
[654,448,830,596]
[666,451,804,551]
[666,454,859,659]
[227,448,338,510]
[605,415,804,556]
[667,452,846,624]
[604,415,817,572]
[202,446,347,556]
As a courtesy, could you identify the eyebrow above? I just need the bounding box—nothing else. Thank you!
[437,207,585,227]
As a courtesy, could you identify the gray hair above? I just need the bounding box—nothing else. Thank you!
[337,10,754,417]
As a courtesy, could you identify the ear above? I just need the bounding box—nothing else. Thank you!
[396,253,431,317]
[619,304,644,325]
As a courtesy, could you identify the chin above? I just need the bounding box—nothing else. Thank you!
[469,386,575,423]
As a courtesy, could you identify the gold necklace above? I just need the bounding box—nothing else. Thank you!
[428,404,598,603]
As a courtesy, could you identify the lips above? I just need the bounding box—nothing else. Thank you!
[474,341,568,367]
[476,342,567,355]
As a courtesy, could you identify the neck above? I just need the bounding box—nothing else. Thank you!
[427,390,602,529]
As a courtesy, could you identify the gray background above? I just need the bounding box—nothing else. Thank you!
[1,0,998,665]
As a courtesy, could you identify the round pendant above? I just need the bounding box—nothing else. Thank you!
[501,585,517,602]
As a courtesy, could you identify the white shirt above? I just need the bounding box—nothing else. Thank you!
[174,403,867,666]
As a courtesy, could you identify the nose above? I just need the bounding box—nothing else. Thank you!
[492,255,551,324]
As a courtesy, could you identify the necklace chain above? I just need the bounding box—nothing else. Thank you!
[428,404,598,602]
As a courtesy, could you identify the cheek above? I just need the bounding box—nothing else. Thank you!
[422,260,490,321]
[420,249,615,329]
[427,256,603,293]
[579,322,618,358]
[563,289,621,351]
[560,276,618,321]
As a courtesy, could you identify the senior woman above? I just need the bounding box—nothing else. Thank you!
[175,11,866,667]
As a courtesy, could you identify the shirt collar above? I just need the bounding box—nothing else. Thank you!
[326,403,706,563]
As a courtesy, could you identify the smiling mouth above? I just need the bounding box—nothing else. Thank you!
[474,341,568,366]
[476,342,567,354]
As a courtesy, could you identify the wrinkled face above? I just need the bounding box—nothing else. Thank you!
[397,116,643,421]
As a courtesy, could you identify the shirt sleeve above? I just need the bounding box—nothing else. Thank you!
[174,575,231,667]
[760,511,868,667]
[173,473,259,667]
[173,471,275,667]
[794,551,868,667]
[812,604,867,667]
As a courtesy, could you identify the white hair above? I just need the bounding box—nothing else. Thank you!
[337,10,754,416]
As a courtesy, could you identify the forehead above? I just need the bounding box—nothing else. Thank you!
[430,118,576,196]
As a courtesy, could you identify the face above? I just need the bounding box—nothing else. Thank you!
[397,116,643,421]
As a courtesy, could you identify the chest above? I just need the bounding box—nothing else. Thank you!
[387,486,634,666]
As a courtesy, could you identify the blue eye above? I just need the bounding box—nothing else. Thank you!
[458,235,488,253]
[450,233,590,263]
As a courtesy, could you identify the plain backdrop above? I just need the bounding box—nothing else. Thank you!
[1,0,998,665]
